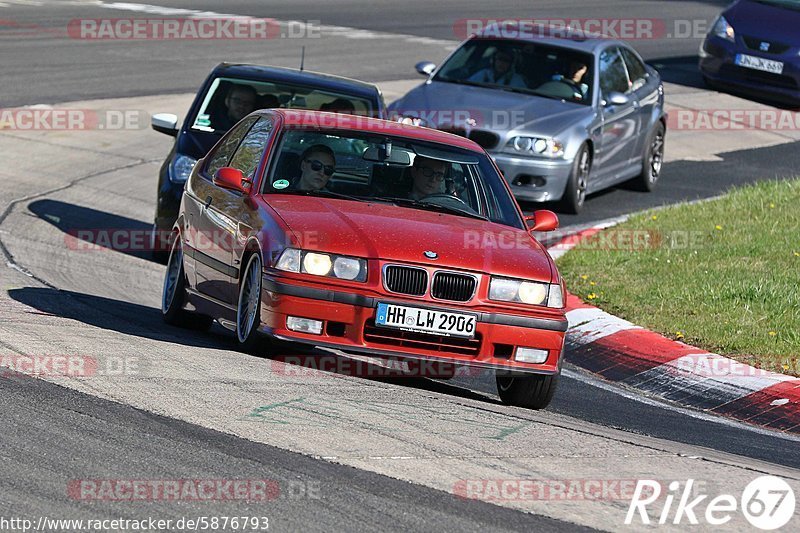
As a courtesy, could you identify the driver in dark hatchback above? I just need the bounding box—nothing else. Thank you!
[211,84,258,130]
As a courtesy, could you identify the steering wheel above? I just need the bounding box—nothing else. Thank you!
[536,80,583,101]
[421,193,468,206]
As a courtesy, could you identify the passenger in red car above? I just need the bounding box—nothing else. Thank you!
[408,156,447,200]
[296,144,336,191]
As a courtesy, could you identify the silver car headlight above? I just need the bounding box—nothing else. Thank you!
[489,277,564,308]
[169,154,197,184]
[503,136,564,158]
[711,16,735,42]
[275,248,367,282]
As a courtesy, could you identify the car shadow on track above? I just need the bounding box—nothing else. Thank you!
[8,286,501,403]
[266,345,501,404]
[27,199,162,263]
[9,287,231,350]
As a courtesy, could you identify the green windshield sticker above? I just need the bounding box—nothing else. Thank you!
[273,179,290,190]
[196,114,211,127]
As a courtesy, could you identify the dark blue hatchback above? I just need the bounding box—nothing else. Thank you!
[149,63,386,260]
[699,0,800,106]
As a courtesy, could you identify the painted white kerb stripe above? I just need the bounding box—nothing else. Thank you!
[565,307,641,346]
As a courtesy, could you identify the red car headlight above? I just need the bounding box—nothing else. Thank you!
[275,248,368,282]
[489,277,563,308]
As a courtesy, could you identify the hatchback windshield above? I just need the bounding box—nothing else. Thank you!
[434,38,594,105]
[192,77,376,133]
[263,129,524,229]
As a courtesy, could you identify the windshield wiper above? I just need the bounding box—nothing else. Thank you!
[371,196,488,221]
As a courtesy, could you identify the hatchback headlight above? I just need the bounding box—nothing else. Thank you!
[503,136,564,158]
[711,16,735,42]
[489,277,564,308]
[275,248,367,282]
[169,154,197,184]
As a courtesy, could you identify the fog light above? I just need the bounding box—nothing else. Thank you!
[287,316,323,335]
[515,347,549,364]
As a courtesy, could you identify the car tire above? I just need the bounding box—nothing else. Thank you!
[496,372,559,410]
[236,252,264,353]
[633,122,665,192]
[558,144,591,214]
[162,234,213,331]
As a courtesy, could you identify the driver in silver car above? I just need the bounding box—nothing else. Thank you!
[553,61,590,100]
[467,49,527,89]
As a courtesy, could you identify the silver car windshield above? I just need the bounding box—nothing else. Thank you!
[434,39,595,105]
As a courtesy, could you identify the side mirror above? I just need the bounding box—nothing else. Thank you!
[525,210,559,232]
[603,92,630,107]
[151,113,179,137]
[415,61,436,76]
[213,167,250,194]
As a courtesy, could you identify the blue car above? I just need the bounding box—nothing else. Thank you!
[149,63,387,261]
[700,0,800,106]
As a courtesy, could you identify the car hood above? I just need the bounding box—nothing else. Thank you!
[266,196,554,282]
[390,81,594,137]
[726,0,800,45]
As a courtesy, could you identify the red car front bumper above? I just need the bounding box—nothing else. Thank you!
[260,275,567,375]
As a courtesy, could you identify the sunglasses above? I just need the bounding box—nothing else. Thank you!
[305,159,335,176]
[419,165,446,180]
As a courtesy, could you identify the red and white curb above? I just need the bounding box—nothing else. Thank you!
[548,224,800,434]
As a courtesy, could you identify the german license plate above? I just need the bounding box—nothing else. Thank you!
[735,54,784,74]
[375,303,477,338]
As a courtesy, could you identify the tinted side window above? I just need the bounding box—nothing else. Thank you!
[621,48,647,89]
[205,116,259,179]
[599,47,630,95]
[229,117,274,181]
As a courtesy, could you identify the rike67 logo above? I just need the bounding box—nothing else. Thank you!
[626,476,796,530]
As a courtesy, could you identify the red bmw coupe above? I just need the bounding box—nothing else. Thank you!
[161,109,568,409]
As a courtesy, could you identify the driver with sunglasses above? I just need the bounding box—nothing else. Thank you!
[408,156,448,201]
[296,144,336,191]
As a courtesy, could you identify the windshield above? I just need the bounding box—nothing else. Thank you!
[191,77,376,133]
[433,38,595,105]
[263,129,524,228]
